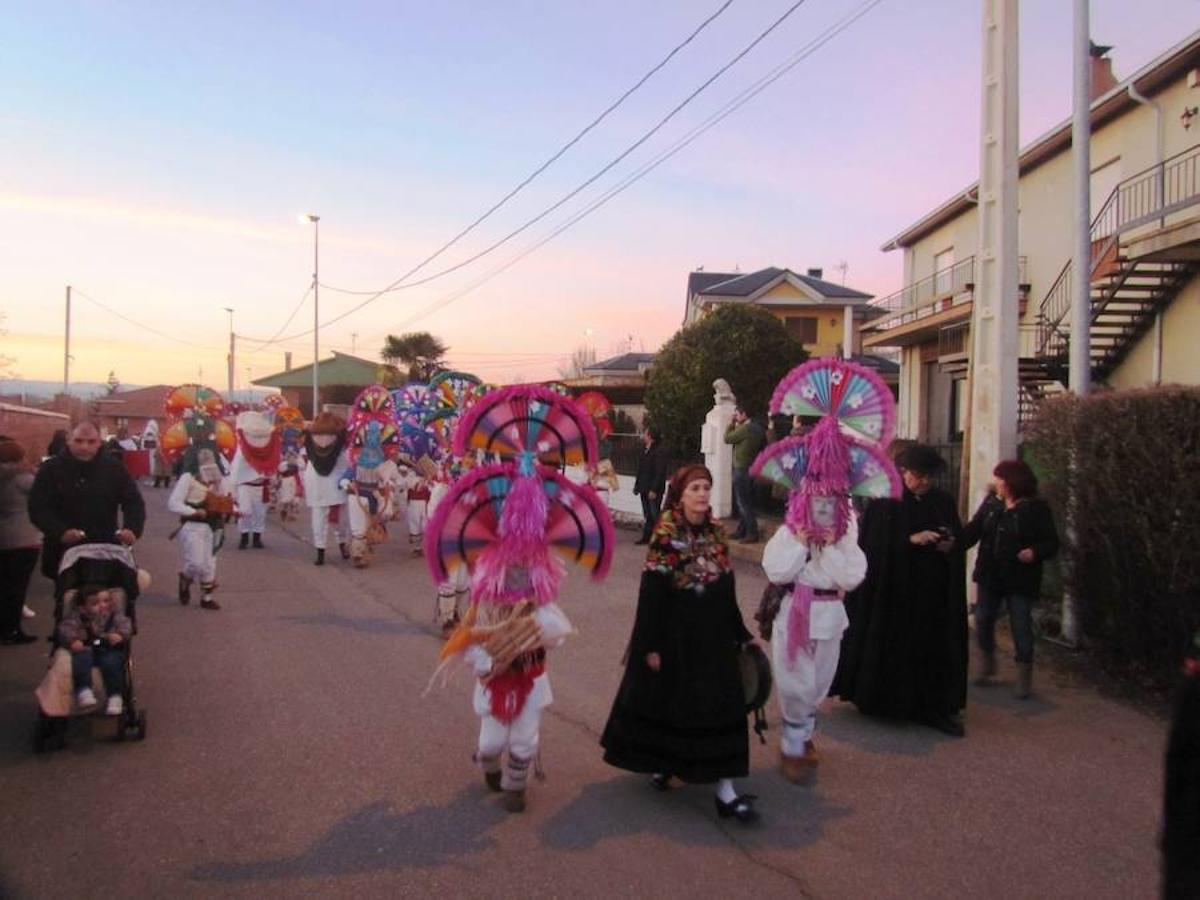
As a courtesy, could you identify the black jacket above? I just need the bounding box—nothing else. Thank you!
[633,442,669,498]
[28,451,146,578]
[961,494,1059,597]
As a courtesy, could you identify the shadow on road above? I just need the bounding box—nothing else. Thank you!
[541,774,852,852]
[276,612,429,638]
[190,788,507,883]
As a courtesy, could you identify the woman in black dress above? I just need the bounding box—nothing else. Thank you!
[601,464,758,822]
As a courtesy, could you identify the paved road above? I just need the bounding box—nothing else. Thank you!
[0,497,1166,898]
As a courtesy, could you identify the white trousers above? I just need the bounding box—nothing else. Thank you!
[407,501,427,542]
[346,493,390,539]
[310,504,348,550]
[772,633,842,755]
[236,484,268,534]
[178,522,217,584]
[478,702,542,791]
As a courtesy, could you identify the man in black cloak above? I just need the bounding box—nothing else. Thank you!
[832,444,968,736]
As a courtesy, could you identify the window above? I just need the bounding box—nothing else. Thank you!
[784,316,819,344]
[933,247,955,295]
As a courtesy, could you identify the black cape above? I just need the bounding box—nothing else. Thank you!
[601,569,752,783]
[832,488,968,720]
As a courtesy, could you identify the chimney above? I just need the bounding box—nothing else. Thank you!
[807,267,823,280]
[1089,41,1118,101]
[284,352,292,371]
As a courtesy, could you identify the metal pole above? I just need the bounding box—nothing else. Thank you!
[224,307,235,396]
[310,215,320,416]
[64,285,71,400]
[1070,0,1091,395]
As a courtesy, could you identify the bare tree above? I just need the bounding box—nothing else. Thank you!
[558,343,597,379]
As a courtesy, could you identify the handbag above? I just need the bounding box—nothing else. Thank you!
[738,642,773,744]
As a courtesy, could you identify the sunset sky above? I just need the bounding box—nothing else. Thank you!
[3,0,1198,389]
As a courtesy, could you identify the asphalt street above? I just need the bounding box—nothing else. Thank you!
[0,495,1167,899]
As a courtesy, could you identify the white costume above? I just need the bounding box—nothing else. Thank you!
[762,519,867,755]
[429,478,468,628]
[230,412,280,545]
[403,469,431,552]
[167,461,233,608]
[303,448,351,553]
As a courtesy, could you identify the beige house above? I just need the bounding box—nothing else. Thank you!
[863,35,1200,445]
[685,267,878,360]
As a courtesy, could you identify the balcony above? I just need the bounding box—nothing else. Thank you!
[862,256,1029,349]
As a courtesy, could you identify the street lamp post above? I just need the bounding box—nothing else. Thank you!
[307,214,320,416]
[223,306,235,396]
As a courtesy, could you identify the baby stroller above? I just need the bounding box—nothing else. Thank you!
[33,543,148,752]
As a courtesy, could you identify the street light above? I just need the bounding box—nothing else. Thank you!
[304,214,321,416]
[223,306,235,396]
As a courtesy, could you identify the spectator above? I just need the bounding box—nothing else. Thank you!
[0,439,40,645]
[724,407,766,544]
[28,422,145,580]
[632,427,669,545]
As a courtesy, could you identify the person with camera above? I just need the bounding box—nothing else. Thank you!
[960,459,1058,699]
[834,444,969,737]
[724,407,766,544]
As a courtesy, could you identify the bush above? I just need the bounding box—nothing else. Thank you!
[1026,386,1200,688]
[645,305,808,456]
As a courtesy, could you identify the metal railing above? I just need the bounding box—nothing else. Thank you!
[869,256,1028,332]
[1037,142,1200,358]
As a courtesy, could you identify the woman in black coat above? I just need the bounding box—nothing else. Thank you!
[960,459,1058,699]
[601,463,758,822]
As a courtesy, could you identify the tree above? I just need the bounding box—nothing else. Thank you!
[558,343,597,379]
[106,370,121,394]
[0,310,16,378]
[381,332,448,382]
[644,304,808,456]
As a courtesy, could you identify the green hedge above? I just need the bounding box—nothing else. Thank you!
[1026,386,1200,688]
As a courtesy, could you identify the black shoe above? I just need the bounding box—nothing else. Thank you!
[252,534,264,549]
[650,773,672,792]
[1,630,37,645]
[634,537,649,545]
[314,549,325,566]
[715,793,758,822]
[339,542,350,560]
[238,533,249,550]
[178,574,192,605]
[923,713,966,738]
[484,770,502,793]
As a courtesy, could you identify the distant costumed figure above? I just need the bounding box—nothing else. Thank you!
[140,419,170,488]
[303,412,351,567]
[160,385,238,611]
[229,411,281,550]
[425,385,613,813]
[753,359,899,784]
[273,406,306,522]
[341,386,403,568]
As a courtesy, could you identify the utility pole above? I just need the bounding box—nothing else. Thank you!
[967,0,1020,511]
[224,307,235,396]
[64,285,71,401]
[307,214,321,416]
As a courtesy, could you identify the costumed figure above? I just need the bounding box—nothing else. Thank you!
[302,412,352,567]
[140,419,170,489]
[426,385,613,813]
[273,406,306,522]
[167,447,235,611]
[751,359,899,784]
[230,411,281,550]
[403,463,433,556]
[428,458,470,634]
[341,386,402,569]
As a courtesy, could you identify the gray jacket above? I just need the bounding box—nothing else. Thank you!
[0,464,40,551]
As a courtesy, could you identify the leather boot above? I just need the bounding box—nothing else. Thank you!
[314,548,325,566]
[780,740,819,785]
[238,533,249,550]
[974,649,997,686]
[178,573,192,605]
[1015,662,1033,699]
[252,533,264,549]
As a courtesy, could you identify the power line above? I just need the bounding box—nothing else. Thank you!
[319,0,735,302]
[263,0,812,343]
[71,288,222,350]
[379,0,884,333]
[240,284,312,352]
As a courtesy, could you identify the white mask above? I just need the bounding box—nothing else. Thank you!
[312,434,336,448]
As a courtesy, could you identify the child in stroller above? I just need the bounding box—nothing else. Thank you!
[33,542,148,750]
[57,584,131,715]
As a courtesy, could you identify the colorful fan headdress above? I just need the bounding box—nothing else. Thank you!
[426,384,612,608]
[751,359,900,544]
[160,384,235,466]
[346,385,401,467]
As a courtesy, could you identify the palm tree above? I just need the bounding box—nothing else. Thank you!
[381,332,448,382]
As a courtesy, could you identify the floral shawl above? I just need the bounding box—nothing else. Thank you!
[644,507,732,593]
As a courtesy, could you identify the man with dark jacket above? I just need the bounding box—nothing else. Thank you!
[28,422,145,579]
[632,428,669,544]
[725,408,766,543]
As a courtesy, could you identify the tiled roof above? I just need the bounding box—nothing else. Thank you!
[253,351,385,388]
[92,384,174,419]
[698,267,872,301]
[687,271,738,298]
[585,352,656,373]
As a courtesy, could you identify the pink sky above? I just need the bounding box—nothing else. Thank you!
[2,1,1196,389]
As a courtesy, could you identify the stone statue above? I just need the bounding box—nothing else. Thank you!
[713,378,735,405]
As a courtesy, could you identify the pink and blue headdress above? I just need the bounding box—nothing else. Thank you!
[424,385,614,606]
[751,359,900,544]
